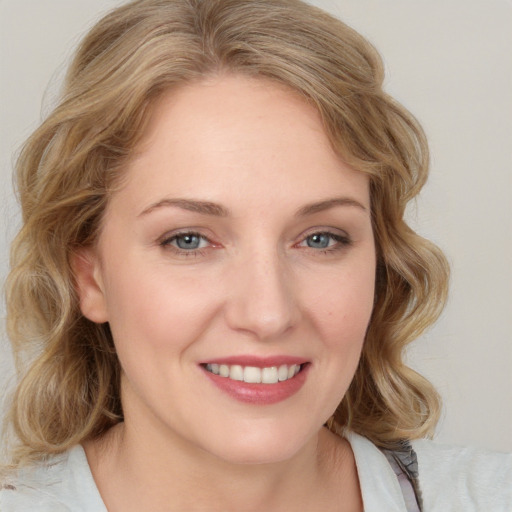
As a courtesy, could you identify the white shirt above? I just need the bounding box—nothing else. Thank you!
[2,432,511,511]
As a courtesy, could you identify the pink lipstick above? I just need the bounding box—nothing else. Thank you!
[199,356,310,405]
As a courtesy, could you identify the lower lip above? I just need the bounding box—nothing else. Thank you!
[201,364,310,405]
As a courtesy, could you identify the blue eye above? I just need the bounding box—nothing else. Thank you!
[306,233,333,249]
[161,232,210,252]
[299,231,350,252]
[174,234,203,250]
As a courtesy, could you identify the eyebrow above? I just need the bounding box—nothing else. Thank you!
[139,196,367,218]
[139,198,230,217]
[295,197,368,216]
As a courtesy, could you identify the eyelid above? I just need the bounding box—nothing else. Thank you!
[158,227,211,243]
[158,229,217,256]
[294,227,352,252]
[156,226,352,258]
[296,226,351,242]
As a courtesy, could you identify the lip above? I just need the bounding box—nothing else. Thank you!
[201,355,308,368]
[199,356,310,405]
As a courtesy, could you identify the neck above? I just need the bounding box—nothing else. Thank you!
[85,422,361,512]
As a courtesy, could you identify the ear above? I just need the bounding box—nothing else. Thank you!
[71,248,109,323]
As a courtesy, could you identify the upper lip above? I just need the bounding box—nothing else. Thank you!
[200,355,309,367]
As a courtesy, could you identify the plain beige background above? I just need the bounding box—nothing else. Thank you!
[1,0,511,452]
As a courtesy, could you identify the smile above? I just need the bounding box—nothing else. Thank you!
[204,363,302,384]
[200,358,310,404]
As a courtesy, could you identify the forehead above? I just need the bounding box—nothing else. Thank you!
[111,74,370,215]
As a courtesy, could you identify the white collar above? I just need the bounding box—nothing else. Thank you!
[345,431,409,511]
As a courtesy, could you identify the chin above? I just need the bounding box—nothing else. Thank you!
[199,421,318,466]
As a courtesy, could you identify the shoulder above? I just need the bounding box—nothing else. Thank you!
[411,438,512,511]
[1,450,75,512]
[0,446,107,512]
[345,431,411,510]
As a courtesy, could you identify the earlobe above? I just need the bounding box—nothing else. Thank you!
[71,248,109,324]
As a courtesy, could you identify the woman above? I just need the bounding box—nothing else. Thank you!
[1,0,510,510]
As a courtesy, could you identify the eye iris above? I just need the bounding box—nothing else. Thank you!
[176,234,201,250]
[307,233,331,249]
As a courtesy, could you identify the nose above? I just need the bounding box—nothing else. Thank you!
[224,248,300,341]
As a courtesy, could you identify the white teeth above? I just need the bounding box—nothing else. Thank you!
[205,363,303,384]
[229,365,244,381]
[278,364,289,381]
[262,366,278,384]
[244,366,261,383]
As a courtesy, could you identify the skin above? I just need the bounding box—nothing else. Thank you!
[76,74,375,511]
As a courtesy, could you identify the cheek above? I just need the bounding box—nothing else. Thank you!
[292,261,375,420]
[102,258,223,358]
[308,262,376,347]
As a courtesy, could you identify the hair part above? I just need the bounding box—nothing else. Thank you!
[5,0,448,465]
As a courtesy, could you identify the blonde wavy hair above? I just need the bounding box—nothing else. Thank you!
[4,0,449,465]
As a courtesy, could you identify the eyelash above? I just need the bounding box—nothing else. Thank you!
[297,231,352,254]
[158,230,351,257]
[159,231,212,257]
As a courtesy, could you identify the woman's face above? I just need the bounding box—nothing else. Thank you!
[78,75,376,464]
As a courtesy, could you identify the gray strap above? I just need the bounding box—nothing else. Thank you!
[382,442,423,512]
